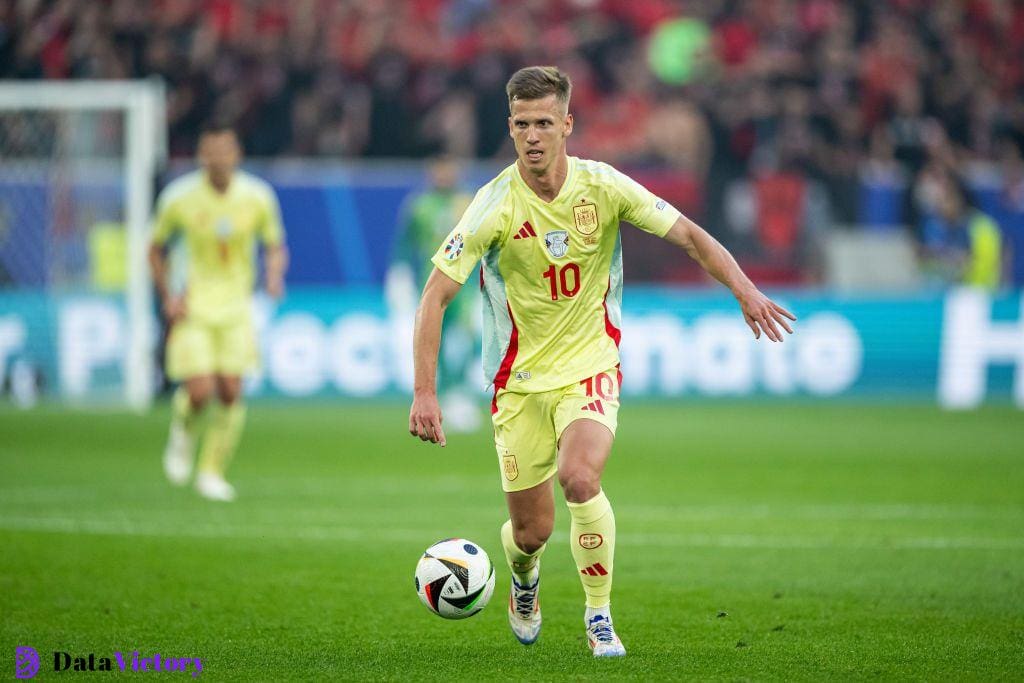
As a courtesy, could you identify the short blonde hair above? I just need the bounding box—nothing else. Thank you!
[506,66,572,111]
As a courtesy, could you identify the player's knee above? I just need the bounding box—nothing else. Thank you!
[187,387,211,411]
[559,470,600,504]
[218,386,241,405]
[512,523,551,554]
[217,379,242,404]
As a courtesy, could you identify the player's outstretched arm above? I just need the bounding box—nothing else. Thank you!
[409,267,463,446]
[662,215,796,342]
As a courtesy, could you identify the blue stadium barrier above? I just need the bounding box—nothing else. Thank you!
[1,288,1021,407]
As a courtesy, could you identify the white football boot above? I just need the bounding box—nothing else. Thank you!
[162,422,194,486]
[508,564,541,644]
[586,610,626,657]
[195,472,236,502]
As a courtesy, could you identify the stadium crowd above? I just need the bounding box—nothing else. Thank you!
[2,0,1023,285]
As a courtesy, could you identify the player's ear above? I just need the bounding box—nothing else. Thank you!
[564,113,574,137]
[508,116,514,139]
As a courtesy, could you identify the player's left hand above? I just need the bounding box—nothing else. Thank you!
[409,391,447,447]
[736,287,796,342]
[266,278,285,299]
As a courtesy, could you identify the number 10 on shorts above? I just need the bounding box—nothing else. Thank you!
[581,372,617,400]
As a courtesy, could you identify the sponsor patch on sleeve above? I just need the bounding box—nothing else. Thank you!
[443,233,464,260]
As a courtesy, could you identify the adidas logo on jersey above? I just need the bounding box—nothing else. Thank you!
[581,400,605,415]
[513,221,538,240]
[580,563,608,576]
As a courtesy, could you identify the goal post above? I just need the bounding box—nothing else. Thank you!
[0,80,166,410]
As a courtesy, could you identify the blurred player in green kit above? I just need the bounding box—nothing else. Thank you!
[388,157,481,432]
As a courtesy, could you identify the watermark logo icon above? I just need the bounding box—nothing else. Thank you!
[15,646,39,679]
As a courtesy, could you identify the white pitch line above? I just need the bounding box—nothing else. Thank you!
[1,487,1021,522]
[623,503,1024,522]
[0,515,1021,551]
[0,515,431,544]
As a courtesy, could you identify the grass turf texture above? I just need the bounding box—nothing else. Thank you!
[2,402,1022,681]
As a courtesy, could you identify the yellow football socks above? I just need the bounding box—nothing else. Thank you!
[172,386,201,440]
[567,489,615,608]
[501,519,546,582]
[197,402,247,476]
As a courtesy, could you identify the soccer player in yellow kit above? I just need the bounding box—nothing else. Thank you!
[149,122,287,502]
[409,67,795,656]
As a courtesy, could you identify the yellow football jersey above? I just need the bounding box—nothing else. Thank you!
[152,170,284,324]
[431,156,681,394]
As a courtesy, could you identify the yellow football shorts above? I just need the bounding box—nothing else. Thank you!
[165,316,258,381]
[492,367,621,492]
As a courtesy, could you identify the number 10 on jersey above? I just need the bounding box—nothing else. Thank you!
[542,263,581,300]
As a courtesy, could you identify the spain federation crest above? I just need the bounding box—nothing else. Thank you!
[544,230,569,258]
[573,201,599,235]
[502,452,519,481]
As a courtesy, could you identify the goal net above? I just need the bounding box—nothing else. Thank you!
[0,80,165,410]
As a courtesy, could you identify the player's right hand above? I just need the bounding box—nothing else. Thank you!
[162,295,187,324]
[409,391,447,447]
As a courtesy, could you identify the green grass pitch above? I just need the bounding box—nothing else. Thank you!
[2,402,1022,680]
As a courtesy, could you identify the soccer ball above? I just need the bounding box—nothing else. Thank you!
[414,538,496,619]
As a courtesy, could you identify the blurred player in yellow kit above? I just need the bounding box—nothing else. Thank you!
[149,122,287,501]
[409,67,795,656]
